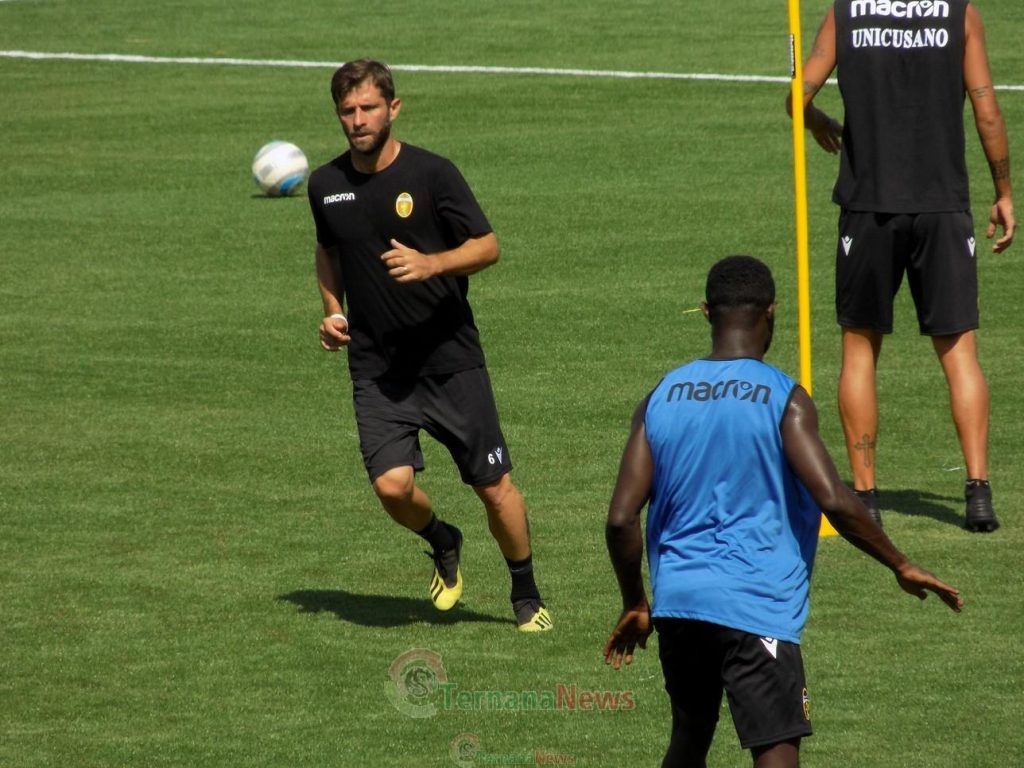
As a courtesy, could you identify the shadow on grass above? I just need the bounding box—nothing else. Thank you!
[880,488,963,528]
[277,589,508,628]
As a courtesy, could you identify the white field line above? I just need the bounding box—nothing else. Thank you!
[0,49,791,82]
[1,49,1022,91]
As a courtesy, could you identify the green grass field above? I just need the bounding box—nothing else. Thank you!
[1,1,1021,766]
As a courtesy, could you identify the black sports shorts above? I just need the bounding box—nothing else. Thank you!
[352,366,512,486]
[655,618,813,750]
[835,209,979,336]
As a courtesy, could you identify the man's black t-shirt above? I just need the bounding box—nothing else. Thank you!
[833,0,970,213]
[308,144,491,380]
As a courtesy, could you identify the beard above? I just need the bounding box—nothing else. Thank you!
[346,121,391,157]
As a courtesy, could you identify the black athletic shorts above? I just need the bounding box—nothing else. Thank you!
[655,618,813,750]
[835,209,979,336]
[352,366,512,486]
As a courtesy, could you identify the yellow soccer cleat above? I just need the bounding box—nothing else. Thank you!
[516,603,553,633]
[428,526,463,611]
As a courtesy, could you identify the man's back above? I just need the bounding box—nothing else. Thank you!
[833,0,970,212]
[643,358,820,643]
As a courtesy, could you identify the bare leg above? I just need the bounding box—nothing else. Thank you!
[751,739,801,768]
[932,331,989,480]
[838,327,884,490]
[371,465,433,532]
[661,704,716,768]
[473,473,531,560]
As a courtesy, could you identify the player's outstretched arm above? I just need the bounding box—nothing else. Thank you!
[604,397,655,669]
[781,387,963,612]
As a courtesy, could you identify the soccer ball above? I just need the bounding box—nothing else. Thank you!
[252,141,309,197]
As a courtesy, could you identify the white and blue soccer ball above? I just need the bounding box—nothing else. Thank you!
[252,140,308,197]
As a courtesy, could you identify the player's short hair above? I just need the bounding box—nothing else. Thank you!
[330,59,396,107]
[705,255,775,310]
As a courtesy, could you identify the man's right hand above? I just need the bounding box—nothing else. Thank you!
[603,603,653,670]
[808,107,842,154]
[319,314,351,351]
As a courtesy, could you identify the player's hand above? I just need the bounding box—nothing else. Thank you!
[987,196,1015,253]
[808,107,842,154]
[603,603,653,670]
[319,314,351,351]
[382,239,437,283]
[895,562,963,613]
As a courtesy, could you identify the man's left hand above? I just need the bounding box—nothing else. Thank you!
[382,239,437,282]
[987,197,1015,253]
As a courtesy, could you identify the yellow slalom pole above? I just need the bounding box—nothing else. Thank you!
[788,0,838,537]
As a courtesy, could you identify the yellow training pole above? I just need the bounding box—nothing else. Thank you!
[788,0,838,537]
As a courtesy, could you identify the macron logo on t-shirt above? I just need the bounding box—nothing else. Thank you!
[323,192,356,205]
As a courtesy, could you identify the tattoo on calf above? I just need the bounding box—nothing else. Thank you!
[854,434,876,468]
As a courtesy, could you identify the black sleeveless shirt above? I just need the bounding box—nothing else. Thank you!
[833,0,970,213]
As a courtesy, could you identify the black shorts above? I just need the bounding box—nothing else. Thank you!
[352,367,512,486]
[835,209,979,336]
[655,618,813,750]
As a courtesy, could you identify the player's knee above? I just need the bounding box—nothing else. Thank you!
[663,721,716,767]
[751,739,800,768]
[474,473,518,512]
[372,467,416,504]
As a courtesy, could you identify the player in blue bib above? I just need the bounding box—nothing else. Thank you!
[644,357,820,645]
[603,256,963,768]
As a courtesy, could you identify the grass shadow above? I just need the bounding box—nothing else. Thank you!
[880,488,963,528]
[277,589,508,628]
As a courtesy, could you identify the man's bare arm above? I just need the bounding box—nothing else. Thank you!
[785,7,843,153]
[781,387,962,612]
[964,3,1014,251]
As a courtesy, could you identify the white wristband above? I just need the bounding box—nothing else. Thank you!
[329,313,348,324]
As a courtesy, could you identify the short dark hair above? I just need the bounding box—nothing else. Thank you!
[330,59,396,107]
[705,255,775,310]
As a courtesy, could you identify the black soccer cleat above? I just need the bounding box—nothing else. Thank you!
[965,480,1000,533]
[854,488,882,527]
[427,524,463,611]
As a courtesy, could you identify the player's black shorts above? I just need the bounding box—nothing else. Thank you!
[835,209,979,336]
[655,618,813,750]
[352,366,512,486]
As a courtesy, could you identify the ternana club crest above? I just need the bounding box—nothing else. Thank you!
[395,192,414,218]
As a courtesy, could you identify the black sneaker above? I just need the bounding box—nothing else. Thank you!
[427,525,463,610]
[965,480,1000,533]
[854,488,882,527]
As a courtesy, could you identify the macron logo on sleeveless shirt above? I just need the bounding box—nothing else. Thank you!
[849,0,952,49]
[323,192,356,205]
[665,379,772,405]
[850,0,949,19]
